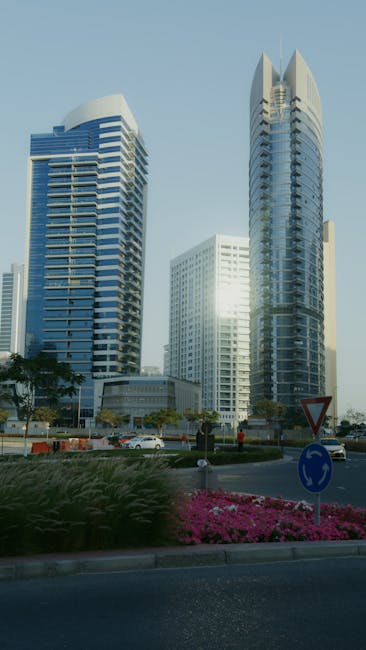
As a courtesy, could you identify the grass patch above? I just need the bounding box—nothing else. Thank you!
[163,446,282,468]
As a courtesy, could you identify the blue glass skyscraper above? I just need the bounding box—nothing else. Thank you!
[249,51,324,409]
[24,95,148,423]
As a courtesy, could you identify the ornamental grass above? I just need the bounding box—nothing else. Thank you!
[174,490,366,545]
[0,457,177,556]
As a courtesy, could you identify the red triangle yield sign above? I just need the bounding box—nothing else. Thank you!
[300,396,332,435]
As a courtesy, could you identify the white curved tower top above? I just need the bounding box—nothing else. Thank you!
[284,49,322,133]
[250,50,322,134]
[250,52,280,119]
[61,94,138,134]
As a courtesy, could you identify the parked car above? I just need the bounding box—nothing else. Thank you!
[122,435,164,450]
[345,433,359,440]
[117,433,136,446]
[320,437,346,461]
[101,432,135,447]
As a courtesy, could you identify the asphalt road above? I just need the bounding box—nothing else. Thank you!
[1,558,365,649]
[176,447,366,508]
[3,439,366,508]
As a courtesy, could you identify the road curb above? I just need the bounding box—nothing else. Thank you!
[1,540,366,581]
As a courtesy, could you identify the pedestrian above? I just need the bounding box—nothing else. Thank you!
[237,429,245,452]
[181,433,188,449]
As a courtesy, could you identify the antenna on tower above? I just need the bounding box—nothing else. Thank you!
[279,34,283,80]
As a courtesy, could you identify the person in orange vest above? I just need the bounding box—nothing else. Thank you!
[237,428,245,452]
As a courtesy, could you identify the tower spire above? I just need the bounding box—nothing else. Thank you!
[279,35,283,80]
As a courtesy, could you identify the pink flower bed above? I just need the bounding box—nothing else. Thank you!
[174,490,366,545]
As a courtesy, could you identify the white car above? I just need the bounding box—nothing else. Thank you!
[122,435,164,450]
[320,437,346,461]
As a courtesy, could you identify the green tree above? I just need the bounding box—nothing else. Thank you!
[184,409,220,460]
[96,408,128,428]
[33,406,58,439]
[252,399,287,421]
[183,408,199,428]
[0,353,84,456]
[0,408,9,427]
[343,408,366,427]
[183,408,220,433]
[340,419,350,427]
[283,406,308,429]
[33,406,58,426]
[0,384,13,405]
[338,419,351,436]
[143,409,181,436]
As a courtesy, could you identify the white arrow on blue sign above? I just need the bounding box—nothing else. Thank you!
[298,443,333,493]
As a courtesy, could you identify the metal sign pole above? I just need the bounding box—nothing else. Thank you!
[314,493,320,525]
[204,429,208,490]
[314,431,321,525]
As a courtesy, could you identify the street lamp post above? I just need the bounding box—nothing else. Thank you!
[332,386,338,431]
[77,385,81,428]
[22,425,27,458]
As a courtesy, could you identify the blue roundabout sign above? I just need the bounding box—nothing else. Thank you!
[298,443,333,494]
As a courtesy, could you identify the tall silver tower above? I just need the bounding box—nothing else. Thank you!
[249,50,324,409]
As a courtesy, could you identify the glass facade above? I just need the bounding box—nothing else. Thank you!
[25,95,148,422]
[98,375,201,421]
[249,51,325,409]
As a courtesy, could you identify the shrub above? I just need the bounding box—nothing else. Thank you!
[164,447,282,468]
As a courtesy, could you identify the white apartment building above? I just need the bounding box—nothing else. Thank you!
[169,235,250,425]
[0,263,25,355]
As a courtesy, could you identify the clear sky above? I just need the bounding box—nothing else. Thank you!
[0,0,365,418]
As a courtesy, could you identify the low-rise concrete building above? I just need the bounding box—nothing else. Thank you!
[94,375,201,429]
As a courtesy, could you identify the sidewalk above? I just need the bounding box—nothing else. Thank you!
[1,539,365,581]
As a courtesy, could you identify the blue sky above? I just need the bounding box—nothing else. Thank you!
[0,0,365,418]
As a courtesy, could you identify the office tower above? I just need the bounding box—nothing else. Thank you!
[249,50,324,410]
[323,220,337,426]
[169,235,250,425]
[0,263,25,355]
[24,95,148,423]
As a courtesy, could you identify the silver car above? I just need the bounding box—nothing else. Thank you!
[122,435,164,450]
